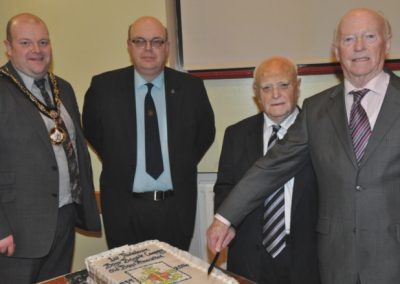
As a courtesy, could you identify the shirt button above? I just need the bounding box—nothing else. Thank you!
[355,185,362,191]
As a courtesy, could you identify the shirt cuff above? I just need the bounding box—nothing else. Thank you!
[215,214,231,226]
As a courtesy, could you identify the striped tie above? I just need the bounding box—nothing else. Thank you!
[349,89,371,164]
[262,125,286,258]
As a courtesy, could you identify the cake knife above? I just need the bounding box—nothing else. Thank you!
[207,252,220,275]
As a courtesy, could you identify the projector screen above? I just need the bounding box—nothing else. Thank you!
[175,0,400,71]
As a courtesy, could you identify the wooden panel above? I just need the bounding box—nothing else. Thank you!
[189,59,400,79]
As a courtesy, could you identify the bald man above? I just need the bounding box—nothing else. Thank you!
[208,8,398,284]
[214,57,319,284]
[83,16,215,250]
[0,13,100,283]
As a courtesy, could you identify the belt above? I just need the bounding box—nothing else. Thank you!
[132,190,174,201]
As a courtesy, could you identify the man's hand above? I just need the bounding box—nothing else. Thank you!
[0,235,15,256]
[207,218,236,254]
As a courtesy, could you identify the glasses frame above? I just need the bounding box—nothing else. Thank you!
[130,37,166,49]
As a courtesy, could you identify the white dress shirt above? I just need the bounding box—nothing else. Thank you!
[216,108,300,235]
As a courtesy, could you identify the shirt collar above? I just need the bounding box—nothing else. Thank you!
[14,68,48,91]
[344,71,390,97]
[263,107,299,132]
[134,69,164,90]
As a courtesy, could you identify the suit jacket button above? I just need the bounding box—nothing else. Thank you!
[52,193,58,198]
[52,165,58,171]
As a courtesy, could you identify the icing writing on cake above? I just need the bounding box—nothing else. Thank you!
[103,248,169,273]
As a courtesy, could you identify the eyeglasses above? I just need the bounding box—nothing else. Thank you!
[130,37,166,49]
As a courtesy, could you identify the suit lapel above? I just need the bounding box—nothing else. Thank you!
[57,80,79,127]
[122,68,136,164]
[291,170,306,215]
[164,68,182,162]
[3,62,53,151]
[246,113,264,165]
[327,83,358,168]
[361,74,400,166]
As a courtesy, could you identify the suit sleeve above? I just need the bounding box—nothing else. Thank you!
[218,100,311,226]
[82,77,103,158]
[0,206,12,240]
[194,79,215,163]
[213,127,236,212]
[0,82,13,239]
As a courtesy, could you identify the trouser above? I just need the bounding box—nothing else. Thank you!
[0,204,76,283]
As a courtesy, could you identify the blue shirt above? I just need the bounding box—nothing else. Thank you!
[133,70,173,192]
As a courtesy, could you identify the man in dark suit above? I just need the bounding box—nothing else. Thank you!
[0,13,101,283]
[208,8,398,284]
[83,16,215,251]
[214,57,319,284]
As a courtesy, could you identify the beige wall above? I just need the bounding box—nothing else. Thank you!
[0,0,167,190]
[201,74,341,171]
[0,0,167,271]
[2,0,397,272]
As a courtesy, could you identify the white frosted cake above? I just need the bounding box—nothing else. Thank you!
[85,240,238,284]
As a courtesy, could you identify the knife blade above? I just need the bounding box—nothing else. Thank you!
[207,252,220,275]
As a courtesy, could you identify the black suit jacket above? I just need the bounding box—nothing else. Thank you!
[214,113,320,284]
[83,66,215,247]
[0,62,101,258]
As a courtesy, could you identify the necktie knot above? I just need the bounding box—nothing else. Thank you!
[267,124,281,149]
[34,78,54,107]
[272,124,281,135]
[34,78,47,91]
[350,88,370,104]
[146,82,154,93]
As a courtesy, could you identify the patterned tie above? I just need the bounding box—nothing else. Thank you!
[144,83,164,179]
[34,79,81,204]
[262,124,286,258]
[349,89,371,164]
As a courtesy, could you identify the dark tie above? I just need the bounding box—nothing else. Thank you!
[349,89,371,164]
[144,83,164,179]
[262,124,286,258]
[34,79,81,204]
